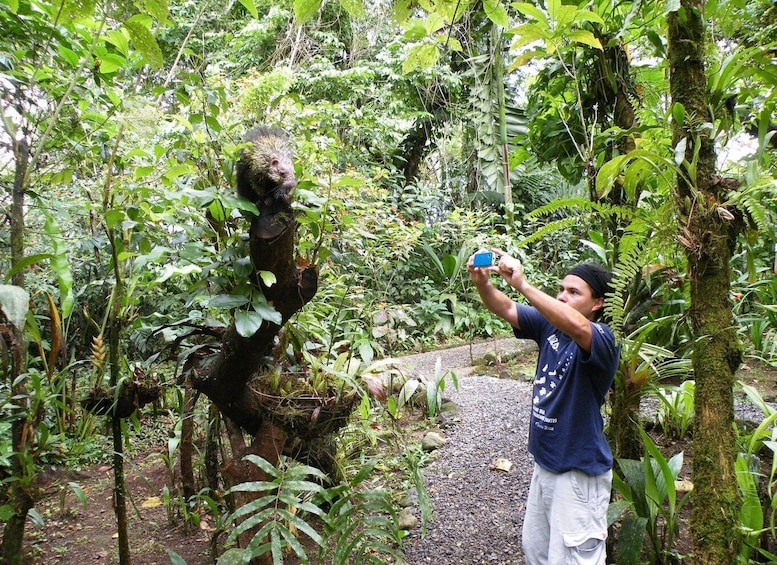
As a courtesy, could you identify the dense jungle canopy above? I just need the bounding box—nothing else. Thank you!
[1,0,777,563]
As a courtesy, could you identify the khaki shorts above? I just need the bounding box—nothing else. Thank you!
[521,463,612,565]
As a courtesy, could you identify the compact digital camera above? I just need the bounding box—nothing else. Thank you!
[473,251,496,268]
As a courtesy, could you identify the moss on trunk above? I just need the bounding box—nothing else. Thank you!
[668,0,743,561]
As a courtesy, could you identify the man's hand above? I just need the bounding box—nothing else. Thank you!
[467,249,519,327]
[467,251,497,286]
[494,250,526,292]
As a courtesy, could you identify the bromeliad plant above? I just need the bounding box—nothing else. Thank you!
[655,380,695,440]
[392,357,458,420]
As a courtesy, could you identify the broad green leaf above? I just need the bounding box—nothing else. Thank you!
[259,271,276,287]
[105,30,130,56]
[295,0,323,23]
[55,0,97,20]
[123,18,163,69]
[105,210,124,228]
[508,47,545,70]
[508,24,550,50]
[0,285,30,331]
[435,35,463,52]
[423,12,446,33]
[403,22,429,41]
[238,0,258,18]
[392,0,412,22]
[98,53,127,74]
[168,550,187,565]
[57,46,79,67]
[253,302,282,325]
[554,3,579,30]
[5,0,19,13]
[44,214,75,319]
[736,454,763,531]
[567,30,602,50]
[402,43,439,74]
[209,294,249,309]
[572,9,605,25]
[511,2,550,29]
[0,504,15,521]
[483,0,509,27]
[5,254,52,280]
[235,310,264,337]
[138,0,169,23]
[50,168,73,184]
[672,102,686,128]
[340,0,365,18]
[208,199,226,222]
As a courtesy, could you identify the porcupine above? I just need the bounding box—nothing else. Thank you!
[235,126,297,214]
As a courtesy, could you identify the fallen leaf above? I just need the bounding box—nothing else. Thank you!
[675,479,694,493]
[141,496,163,508]
[490,458,513,472]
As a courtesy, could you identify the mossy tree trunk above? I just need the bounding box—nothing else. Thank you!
[1,139,32,565]
[668,1,743,561]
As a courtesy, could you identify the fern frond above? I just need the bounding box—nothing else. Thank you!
[725,177,777,232]
[519,216,587,247]
[607,241,646,337]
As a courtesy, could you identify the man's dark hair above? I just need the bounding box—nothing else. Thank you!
[566,263,614,299]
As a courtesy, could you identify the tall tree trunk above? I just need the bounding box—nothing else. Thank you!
[180,387,198,501]
[107,235,131,565]
[668,1,742,561]
[1,138,32,565]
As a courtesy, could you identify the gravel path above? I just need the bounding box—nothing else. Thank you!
[396,338,771,565]
[399,338,536,565]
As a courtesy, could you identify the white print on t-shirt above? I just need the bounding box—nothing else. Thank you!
[532,334,575,418]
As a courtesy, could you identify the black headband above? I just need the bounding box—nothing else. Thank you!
[566,263,613,299]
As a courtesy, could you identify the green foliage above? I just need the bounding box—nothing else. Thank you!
[317,460,405,563]
[612,428,691,565]
[223,455,327,563]
[221,453,403,564]
[392,357,458,419]
[735,383,777,563]
[655,380,695,440]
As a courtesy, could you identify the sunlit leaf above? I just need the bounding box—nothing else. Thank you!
[511,2,550,29]
[44,215,74,318]
[54,0,97,20]
[402,43,439,74]
[567,30,602,50]
[340,0,365,18]
[238,0,258,19]
[483,0,509,27]
[294,0,323,23]
[124,17,163,69]
[259,271,277,287]
[0,285,30,331]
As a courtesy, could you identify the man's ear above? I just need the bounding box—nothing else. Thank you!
[592,297,605,314]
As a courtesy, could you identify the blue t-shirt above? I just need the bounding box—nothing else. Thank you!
[513,304,619,476]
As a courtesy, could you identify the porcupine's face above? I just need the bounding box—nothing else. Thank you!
[251,138,296,193]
